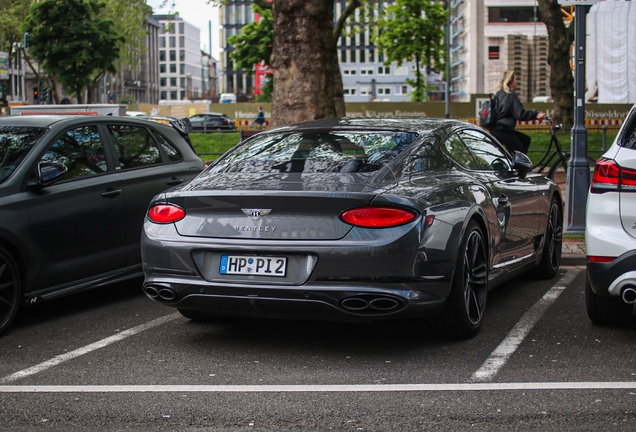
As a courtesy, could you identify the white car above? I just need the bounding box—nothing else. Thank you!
[585,103,636,325]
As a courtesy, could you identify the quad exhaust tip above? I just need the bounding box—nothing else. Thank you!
[144,285,177,302]
[341,296,403,313]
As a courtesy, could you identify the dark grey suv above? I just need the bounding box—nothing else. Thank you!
[0,115,204,335]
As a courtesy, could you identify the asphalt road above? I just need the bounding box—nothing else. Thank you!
[1,268,635,431]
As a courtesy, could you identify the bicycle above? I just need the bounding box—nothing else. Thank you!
[533,115,596,190]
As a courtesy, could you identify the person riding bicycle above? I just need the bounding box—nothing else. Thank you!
[488,71,546,155]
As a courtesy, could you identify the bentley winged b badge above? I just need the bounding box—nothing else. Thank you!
[242,208,272,221]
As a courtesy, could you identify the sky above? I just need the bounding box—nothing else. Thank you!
[146,0,221,59]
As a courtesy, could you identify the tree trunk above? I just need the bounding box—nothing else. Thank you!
[537,0,574,126]
[270,0,337,126]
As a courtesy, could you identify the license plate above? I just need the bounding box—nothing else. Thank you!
[219,255,287,277]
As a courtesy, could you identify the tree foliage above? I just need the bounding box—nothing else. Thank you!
[102,0,152,75]
[227,4,273,72]
[0,0,31,53]
[23,0,125,103]
[374,0,446,102]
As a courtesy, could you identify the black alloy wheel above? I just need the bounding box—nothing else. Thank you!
[0,246,21,336]
[438,221,488,338]
[536,197,563,279]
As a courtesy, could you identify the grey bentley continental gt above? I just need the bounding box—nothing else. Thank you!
[141,117,563,338]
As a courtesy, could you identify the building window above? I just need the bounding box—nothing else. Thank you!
[160,91,167,99]
[179,36,185,48]
[160,77,167,86]
[179,50,185,61]
[343,68,357,75]
[169,36,176,48]
[160,64,166,73]
[159,37,165,48]
[180,77,186,88]
[488,7,542,23]
[340,49,346,63]
[180,64,185,74]
[377,66,390,75]
[359,49,365,63]
[360,87,370,96]
[378,87,391,95]
[169,50,176,61]
[395,85,408,95]
[344,88,357,95]
[170,77,177,86]
[488,46,500,60]
[179,23,184,33]
[170,90,177,99]
[369,50,375,63]
[159,51,166,62]
[169,64,176,73]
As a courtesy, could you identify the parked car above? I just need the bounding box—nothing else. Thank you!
[141,117,563,338]
[586,103,636,325]
[189,113,236,131]
[0,115,205,335]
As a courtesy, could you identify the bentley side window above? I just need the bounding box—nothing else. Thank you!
[459,130,511,172]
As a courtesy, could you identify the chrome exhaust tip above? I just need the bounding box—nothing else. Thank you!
[158,288,177,301]
[341,297,369,311]
[144,286,159,299]
[369,297,401,311]
[621,287,636,304]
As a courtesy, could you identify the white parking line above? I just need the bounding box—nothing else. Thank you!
[0,382,635,393]
[0,313,181,384]
[471,270,579,382]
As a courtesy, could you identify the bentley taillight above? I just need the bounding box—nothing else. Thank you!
[340,206,419,228]
[147,204,185,223]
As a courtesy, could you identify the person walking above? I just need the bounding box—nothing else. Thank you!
[252,106,266,129]
[489,71,546,154]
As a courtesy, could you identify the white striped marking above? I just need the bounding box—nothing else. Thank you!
[0,313,181,384]
[471,270,578,382]
[0,382,635,393]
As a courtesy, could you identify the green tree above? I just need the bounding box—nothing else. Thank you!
[23,0,125,103]
[374,0,446,102]
[227,4,273,101]
[102,0,153,86]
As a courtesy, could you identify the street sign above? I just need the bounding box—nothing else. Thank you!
[558,0,598,5]
[0,51,9,80]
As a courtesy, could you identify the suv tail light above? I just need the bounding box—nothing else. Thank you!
[591,158,636,194]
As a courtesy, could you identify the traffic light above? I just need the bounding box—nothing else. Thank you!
[41,86,48,103]
[32,86,39,102]
[22,32,29,49]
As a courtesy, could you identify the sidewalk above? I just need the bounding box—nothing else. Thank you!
[562,237,586,267]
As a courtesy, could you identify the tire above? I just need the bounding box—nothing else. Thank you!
[547,153,597,191]
[0,246,21,336]
[585,271,633,326]
[536,196,563,279]
[437,221,488,338]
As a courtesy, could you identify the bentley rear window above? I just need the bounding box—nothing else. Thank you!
[208,131,418,174]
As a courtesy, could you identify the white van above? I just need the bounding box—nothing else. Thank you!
[219,93,237,104]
